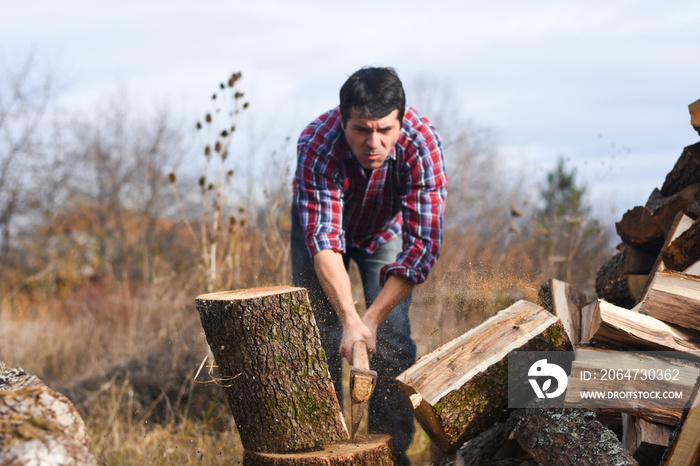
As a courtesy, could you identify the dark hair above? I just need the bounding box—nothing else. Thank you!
[339,67,405,125]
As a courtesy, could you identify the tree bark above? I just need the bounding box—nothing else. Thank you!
[195,286,348,453]
[453,409,525,466]
[660,143,700,197]
[615,206,665,254]
[242,434,394,465]
[662,217,700,272]
[513,404,638,465]
[395,300,572,453]
[595,245,655,309]
[0,367,101,466]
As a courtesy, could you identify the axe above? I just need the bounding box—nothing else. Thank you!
[349,341,377,439]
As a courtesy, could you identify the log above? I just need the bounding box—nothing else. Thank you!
[595,245,656,309]
[659,376,700,466]
[660,143,700,197]
[395,300,572,453]
[513,403,637,465]
[634,212,695,309]
[638,271,700,332]
[195,286,348,453]
[453,409,524,466]
[662,216,700,272]
[615,206,665,255]
[690,98,700,133]
[564,347,699,426]
[538,279,588,344]
[242,434,395,466]
[583,299,700,353]
[0,367,101,466]
[615,185,700,255]
[622,414,673,466]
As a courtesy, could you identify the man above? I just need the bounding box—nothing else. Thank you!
[291,66,447,464]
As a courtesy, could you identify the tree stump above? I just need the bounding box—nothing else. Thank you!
[195,286,348,454]
[242,434,395,465]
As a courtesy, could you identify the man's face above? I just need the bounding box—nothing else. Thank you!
[342,108,402,170]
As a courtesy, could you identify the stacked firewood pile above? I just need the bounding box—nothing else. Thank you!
[399,99,700,466]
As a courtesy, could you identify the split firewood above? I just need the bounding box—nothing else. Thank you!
[243,434,395,466]
[395,300,572,453]
[196,286,348,453]
[660,142,700,198]
[595,245,656,308]
[659,376,700,466]
[662,216,700,272]
[638,271,700,332]
[634,212,695,309]
[513,403,637,465]
[622,414,673,466]
[582,299,700,353]
[564,347,699,426]
[539,279,588,344]
[0,367,101,465]
[686,259,700,276]
[690,98,700,135]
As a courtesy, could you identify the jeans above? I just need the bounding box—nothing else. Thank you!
[291,204,416,465]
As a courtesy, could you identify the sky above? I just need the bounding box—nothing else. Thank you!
[2,0,699,224]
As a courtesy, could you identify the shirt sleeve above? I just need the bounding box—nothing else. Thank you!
[380,117,447,286]
[294,116,346,257]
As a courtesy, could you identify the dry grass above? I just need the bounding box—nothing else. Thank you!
[0,231,549,465]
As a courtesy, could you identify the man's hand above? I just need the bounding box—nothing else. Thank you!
[313,250,414,364]
[339,313,376,363]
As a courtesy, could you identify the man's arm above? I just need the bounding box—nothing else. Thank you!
[313,249,414,363]
[361,274,414,346]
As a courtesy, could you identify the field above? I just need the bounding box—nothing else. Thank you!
[1,225,584,464]
[0,67,614,464]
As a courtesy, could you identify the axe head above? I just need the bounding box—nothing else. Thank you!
[350,366,377,439]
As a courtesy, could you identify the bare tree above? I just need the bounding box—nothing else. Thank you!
[0,54,54,279]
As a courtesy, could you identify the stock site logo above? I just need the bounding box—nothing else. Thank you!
[528,359,568,399]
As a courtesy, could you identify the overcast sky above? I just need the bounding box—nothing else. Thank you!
[2,1,699,223]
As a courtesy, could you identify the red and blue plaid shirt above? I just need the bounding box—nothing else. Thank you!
[293,106,447,285]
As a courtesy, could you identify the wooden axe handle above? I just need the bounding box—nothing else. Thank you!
[353,341,370,371]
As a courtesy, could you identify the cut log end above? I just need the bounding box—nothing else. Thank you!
[242,434,395,466]
[196,285,304,301]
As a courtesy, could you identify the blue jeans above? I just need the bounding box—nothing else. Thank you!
[291,204,416,464]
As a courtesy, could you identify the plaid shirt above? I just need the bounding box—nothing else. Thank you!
[293,106,447,285]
